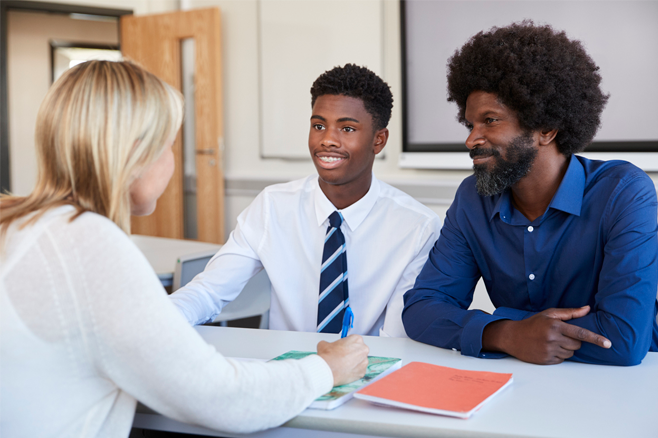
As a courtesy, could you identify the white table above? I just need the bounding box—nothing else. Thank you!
[130,235,221,286]
[133,326,658,438]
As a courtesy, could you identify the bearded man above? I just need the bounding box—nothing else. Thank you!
[402,21,658,366]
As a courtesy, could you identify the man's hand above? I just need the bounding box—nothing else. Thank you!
[317,335,369,386]
[482,306,612,365]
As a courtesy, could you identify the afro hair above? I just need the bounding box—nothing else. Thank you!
[311,63,393,131]
[447,20,609,156]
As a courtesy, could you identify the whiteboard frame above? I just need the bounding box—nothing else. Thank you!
[400,152,658,172]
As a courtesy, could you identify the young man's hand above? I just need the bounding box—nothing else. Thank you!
[317,335,369,386]
[482,306,611,365]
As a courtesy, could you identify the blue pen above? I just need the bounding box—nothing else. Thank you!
[341,306,354,338]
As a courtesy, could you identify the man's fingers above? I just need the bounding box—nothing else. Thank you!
[561,322,611,348]
[545,307,612,348]
[558,335,582,352]
[545,305,591,321]
[555,346,576,360]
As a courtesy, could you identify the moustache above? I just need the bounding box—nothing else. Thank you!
[469,148,500,159]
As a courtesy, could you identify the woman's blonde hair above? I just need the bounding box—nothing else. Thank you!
[0,60,183,240]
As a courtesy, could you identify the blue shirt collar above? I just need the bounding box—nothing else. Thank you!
[548,154,585,217]
[491,192,508,222]
[489,154,585,223]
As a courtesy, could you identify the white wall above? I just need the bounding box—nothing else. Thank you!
[183,0,472,185]
[10,0,463,219]
[179,0,658,233]
[9,0,459,229]
[16,0,653,216]
[175,0,467,247]
[14,0,658,190]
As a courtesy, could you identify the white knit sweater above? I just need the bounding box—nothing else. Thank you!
[0,206,333,437]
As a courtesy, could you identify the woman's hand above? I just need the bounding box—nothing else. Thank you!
[317,335,369,386]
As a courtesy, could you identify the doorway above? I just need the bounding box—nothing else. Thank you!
[1,3,225,244]
[4,9,122,196]
[0,1,131,195]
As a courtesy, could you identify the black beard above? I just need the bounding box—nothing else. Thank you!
[472,131,537,197]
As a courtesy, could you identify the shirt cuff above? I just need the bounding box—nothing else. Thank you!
[493,307,535,321]
[169,293,220,326]
[299,354,335,397]
[461,312,510,359]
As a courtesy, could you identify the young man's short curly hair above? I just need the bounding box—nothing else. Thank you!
[447,20,609,156]
[311,64,393,131]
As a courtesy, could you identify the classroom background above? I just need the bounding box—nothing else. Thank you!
[4,0,658,315]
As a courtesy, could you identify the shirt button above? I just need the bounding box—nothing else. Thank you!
[529,273,535,280]
[528,226,534,232]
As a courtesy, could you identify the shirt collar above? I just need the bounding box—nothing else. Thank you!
[490,191,512,223]
[313,175,381,232]
[547,154,585,217]
[489,153,585,222]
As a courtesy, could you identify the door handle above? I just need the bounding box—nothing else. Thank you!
[195,149,216,155]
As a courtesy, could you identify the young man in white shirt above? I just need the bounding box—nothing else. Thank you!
[170,64,441,337]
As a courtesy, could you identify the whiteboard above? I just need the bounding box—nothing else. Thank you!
[403,0,658,149]
[259,0,383,159]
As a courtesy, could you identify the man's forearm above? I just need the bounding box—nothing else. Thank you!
[481,307,618,365]
[561,310,650,366]
[402,296,508,358]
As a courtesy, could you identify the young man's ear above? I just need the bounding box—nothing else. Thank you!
[538,128,558,146]
[373,128,389,155]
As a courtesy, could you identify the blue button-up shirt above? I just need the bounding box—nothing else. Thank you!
[403,155,658,365]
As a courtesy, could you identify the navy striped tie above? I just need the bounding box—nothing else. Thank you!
[317,211,350,333]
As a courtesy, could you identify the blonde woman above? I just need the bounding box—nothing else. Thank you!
[0,61,368,437]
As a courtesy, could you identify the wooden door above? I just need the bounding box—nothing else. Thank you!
[121,9,225,243]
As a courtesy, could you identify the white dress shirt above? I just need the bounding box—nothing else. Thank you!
[170,175,442,337]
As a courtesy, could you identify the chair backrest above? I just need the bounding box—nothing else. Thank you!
[172,249,271,328]
[172,250,217,291]
[213,269,271,322]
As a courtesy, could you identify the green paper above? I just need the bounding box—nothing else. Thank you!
[271,350,402,406]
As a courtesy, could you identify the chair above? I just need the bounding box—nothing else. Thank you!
[173,250,271,329]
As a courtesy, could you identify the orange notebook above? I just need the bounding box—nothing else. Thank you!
[354,362,512,419]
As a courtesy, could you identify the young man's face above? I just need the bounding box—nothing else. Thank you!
[309,94,387,192]
[463,90,538,196]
